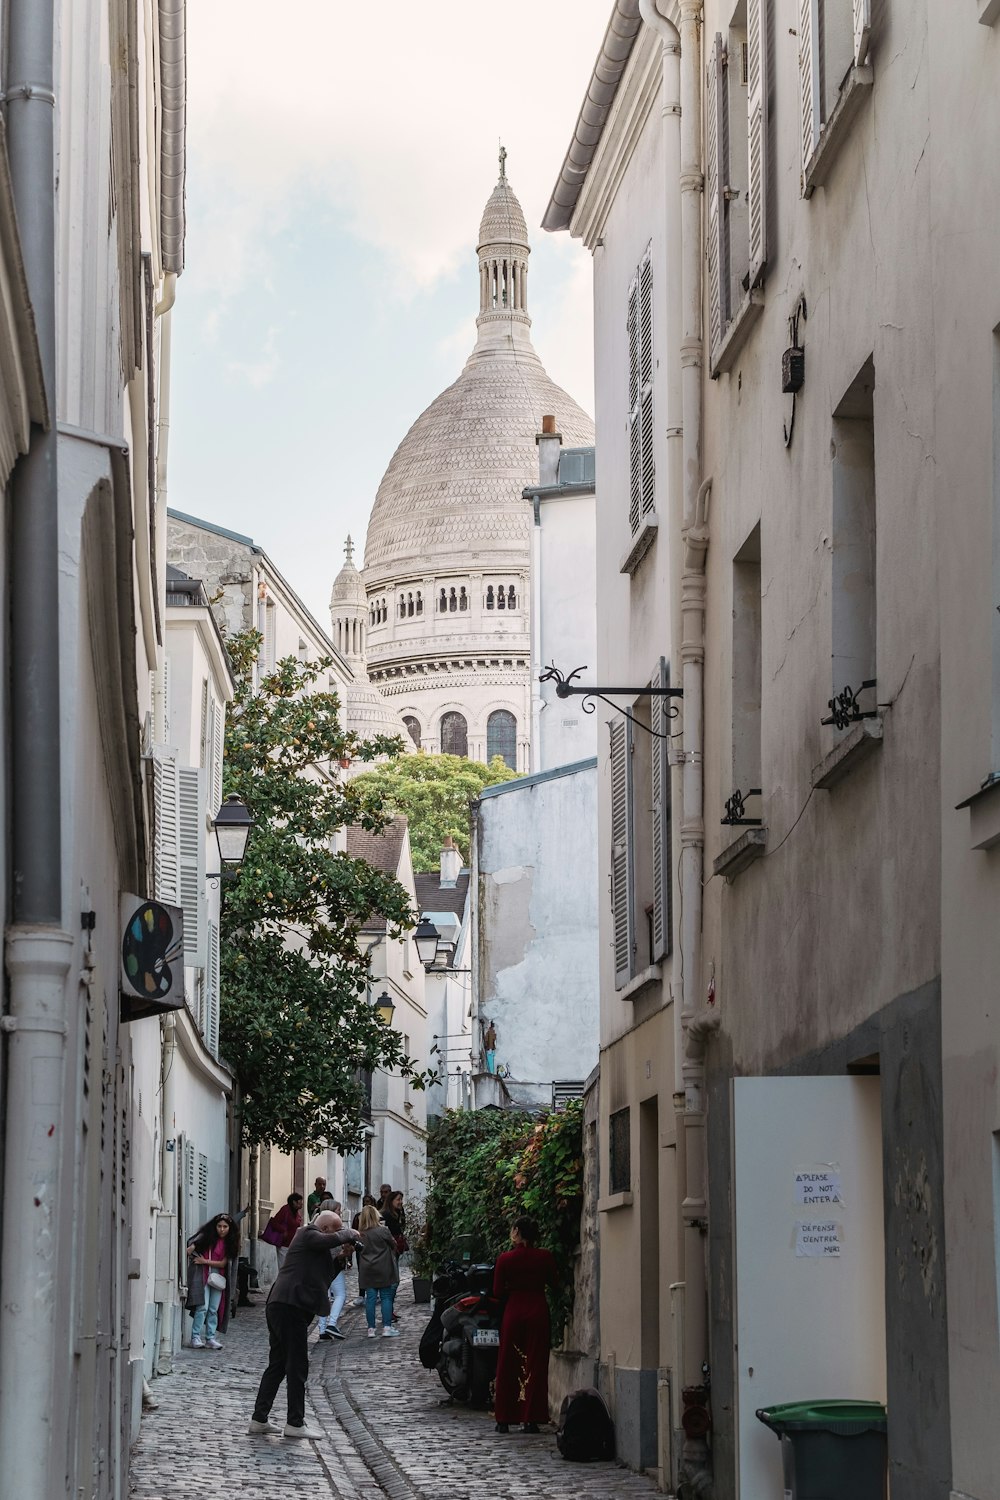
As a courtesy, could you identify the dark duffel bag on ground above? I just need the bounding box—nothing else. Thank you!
[556,1387,615,1462]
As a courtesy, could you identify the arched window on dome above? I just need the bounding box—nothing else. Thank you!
[459,587,468,612]
[497,585,506,610]
[440,711,468,759]
[449,588,457,612]
[398,596,406,619]
[381,597,387,623]
[507,585,517,610]
[416,592,423,615]
[369,604,375,626]
[486,586,495,611]
[403,716,421,749]
[487,711,517,770]
[407,593,414,617]
[439,588,447,613]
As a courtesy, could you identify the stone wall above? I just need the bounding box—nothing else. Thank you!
[548,1072,600,1420]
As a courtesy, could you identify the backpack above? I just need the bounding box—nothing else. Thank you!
[556,1387,615,1463]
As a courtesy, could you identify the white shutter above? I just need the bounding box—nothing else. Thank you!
[206,920,220,1054]
[747,0,768,285]
[153,752,181,906]
[639,251,655,517]
[627,274,641,534]
[651,658,672,963]
[853,0,871,64]
[162,655,171,743]
[199,678,209,766]
[211,698,224,814]
[799,0,820,187]
[178,766,206,966]
[706,34,726,358]
[610,717,635,988]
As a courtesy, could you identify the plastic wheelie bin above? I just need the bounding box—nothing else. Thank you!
[755,1400,887,1500]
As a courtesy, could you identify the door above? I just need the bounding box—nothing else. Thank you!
[732,1076,886,1498]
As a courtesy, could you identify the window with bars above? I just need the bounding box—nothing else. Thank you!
[627,248,655,533]
[487,710,517,770]
[799,0,872,194]
[609,1107,631,1194]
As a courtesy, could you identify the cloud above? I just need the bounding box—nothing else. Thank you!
[226,324,281,389]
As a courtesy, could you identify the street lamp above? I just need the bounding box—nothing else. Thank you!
[211,794,254,879]
[374,990,396,1026]
[414,916,442,967]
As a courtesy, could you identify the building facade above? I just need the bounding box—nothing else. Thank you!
[360,161,594,771]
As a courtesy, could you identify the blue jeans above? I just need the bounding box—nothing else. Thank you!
[191,1283,222,1340]
[318,1270,347,1333]
[365,1284,396,1328]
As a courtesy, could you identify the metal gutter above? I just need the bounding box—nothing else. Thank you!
[541,0,643,233]
[476,757,598,799]
[159,0,186,272]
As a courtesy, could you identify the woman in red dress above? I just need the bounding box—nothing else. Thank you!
[492,1215,557,1433]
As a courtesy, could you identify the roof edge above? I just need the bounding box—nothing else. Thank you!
[476,757,598,800]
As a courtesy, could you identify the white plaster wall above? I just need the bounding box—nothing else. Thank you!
[535,490,598,772]
[475,767,599,1105]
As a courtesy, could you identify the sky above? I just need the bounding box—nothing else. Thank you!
[170,1,612,628]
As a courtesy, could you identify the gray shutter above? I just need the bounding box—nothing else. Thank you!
[639,251,655,517]
[211,698,224,814]
[610,717,635,988]
[651,658,673,962]
[198,678,209,766]
[853,0,871,63]
[706,34,726,358]
[747,0,768,285]
[799,0,820,186]
[207,920,220,1054]
[627,274,641,533]
[178,766,206,966]
[153,752,181,906]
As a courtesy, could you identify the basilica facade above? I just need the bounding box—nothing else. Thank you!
[339,161,594,772]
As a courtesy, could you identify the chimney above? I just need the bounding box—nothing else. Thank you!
[535,413,562,488]
[440,836,461,888]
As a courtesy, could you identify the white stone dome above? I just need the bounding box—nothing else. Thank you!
[329,534,366,610]
[478,177,529,249]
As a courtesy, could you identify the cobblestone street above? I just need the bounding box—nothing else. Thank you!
[129,1285,664,1499]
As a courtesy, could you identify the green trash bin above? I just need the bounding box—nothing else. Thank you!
[755,1400,887,1500]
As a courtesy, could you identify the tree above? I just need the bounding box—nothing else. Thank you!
[350,752,519,872]
[219,630,425,1152]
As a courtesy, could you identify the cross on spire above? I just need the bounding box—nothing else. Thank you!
[344,534,354,564]
[498,142,507,181]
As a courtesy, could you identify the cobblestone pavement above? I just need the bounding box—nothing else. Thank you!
[129,1284,665,1499]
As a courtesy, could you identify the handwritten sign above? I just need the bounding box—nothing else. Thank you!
[795,1220,842,1257]
[794,1167,842,1206]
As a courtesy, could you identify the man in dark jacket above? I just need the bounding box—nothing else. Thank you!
[247,1211,360,1439]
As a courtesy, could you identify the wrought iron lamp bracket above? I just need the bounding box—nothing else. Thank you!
[821,679,878,731]
[721,787,762,826]
[539,663,683,740]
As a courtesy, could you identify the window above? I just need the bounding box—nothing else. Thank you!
[706,0,768,368]
[399,596,406,619]
[799,0,872,195]
[508,585,517,610]
[486,586,495,610]
[832,359,876,710]
[487,710,517,769]
[609,1107,631,1194]
[440,711,468,758]
[459,587,468,611]
[440,588,447,613]
[627,247,655,533]
[403,715,421,749]
[497,586,506,610]
[449,588,457,612]
[416,591,423,615]
[732,525,762,802]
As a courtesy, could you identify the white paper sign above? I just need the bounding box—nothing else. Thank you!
[795,1220,842,1257]
[794,1167,842,1206]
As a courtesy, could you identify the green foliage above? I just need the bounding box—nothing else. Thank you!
[219,630,428,1153]
[425,1101,585,1337]
[350,752,519,872]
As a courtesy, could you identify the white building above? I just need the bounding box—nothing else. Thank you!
[416,842,474,1124]
[359,159,594,771]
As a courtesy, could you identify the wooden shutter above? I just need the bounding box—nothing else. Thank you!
[211,698,224,814]
[178,766,206,966]
[610,717,635,988]
[651,658,673,963]
[799,0,820,187]
[706,34,726,358]
[206,920,220,1054]
[627,273,642,533]
[747,0,768,285]
[853,0,871,64]
[198,678,209,766]
[639,251,655,518]
[153,752,181,906]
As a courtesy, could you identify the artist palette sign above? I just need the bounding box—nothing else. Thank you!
[119,893,186,1022]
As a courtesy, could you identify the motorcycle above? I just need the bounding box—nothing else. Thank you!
[419,1246,504,1409]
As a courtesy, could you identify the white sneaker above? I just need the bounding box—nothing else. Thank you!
[190,1336,204,1348]
[367,1328,376,1338]
[283,1422,323,1440]
[206,1338,223,1349]
[247,1418,279,1435]
[352,1296,365,1306]
[382,1326,400,1338]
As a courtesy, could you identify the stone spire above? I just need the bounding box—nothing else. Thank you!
[473,150,533,360]
[329,534,366,664]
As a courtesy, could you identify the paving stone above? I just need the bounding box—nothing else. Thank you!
[129,1286,664,1499]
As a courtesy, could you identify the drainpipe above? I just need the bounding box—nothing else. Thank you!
[157,1014,179,1372]
[0,0,75,1489]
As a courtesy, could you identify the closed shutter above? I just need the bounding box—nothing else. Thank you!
[178,766,206,966]
[706,34,726,358]
[747,0,768,285]
[206,919,220,1055]
[651,658,673,962]
[153,752,181,906]
[211,699,224,813]
[799,0,820,187]
[198,679,209,766]
[639,251,655,518]
[853,0,871,63]
[627,274,642,533]
[610,717,635,988]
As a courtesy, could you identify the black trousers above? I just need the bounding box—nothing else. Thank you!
[253,1301,311,1426]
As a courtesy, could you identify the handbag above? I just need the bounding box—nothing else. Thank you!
[259,1218,283,1248]
[206,1269,227,1291]
[394,1234,409,1254]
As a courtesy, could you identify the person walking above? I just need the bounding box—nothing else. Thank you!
[247,1210,361,1439]
[186,1211,241,1350]
[306,1177,327,1219]
[356,1204,400,1339]
[270,1192,303,1268]
[492,1216,557,1433]
[350,1193,377,1305]
[382,1191,407,1252]
[317,1200,348,1340]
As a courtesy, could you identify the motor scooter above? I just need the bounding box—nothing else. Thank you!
[419,1248,503,1409]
